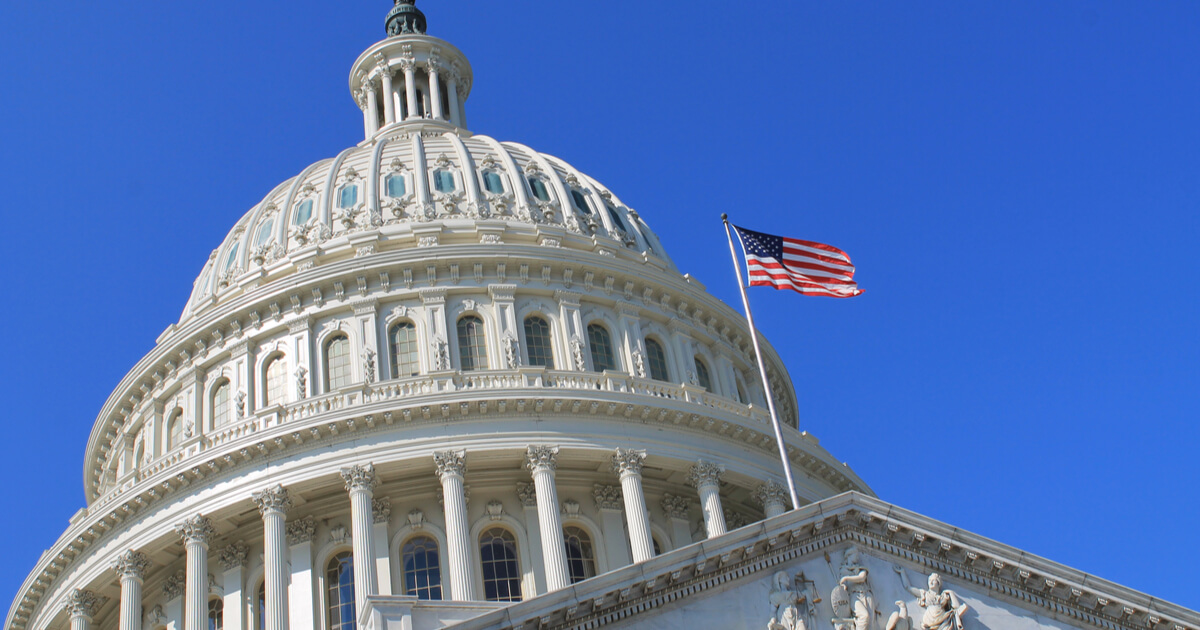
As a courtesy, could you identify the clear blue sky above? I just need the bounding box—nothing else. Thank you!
[1,0,1197,613]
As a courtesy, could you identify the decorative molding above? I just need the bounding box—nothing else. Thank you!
[252,484,292,517]
[340,463,378,493]
[111,549,151,580]
[217,542,249,571]
[372,497,391,524]
[516,482,537,507]
[688,460,724,489]
[433,450,466,479]
[525,445,559,473]
[63,589,100,620]
[175,514,215,546]
[661,493,691,519]
[286,516,316,546]
[612,448,646,477]
[161,571,186,600]
[593,484,623,511]
[752,480,789,510]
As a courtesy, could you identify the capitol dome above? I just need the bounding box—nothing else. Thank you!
[9,5,870,630]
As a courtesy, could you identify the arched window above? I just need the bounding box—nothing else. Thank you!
[605,204,629,234]
[528,177,550,202]
[570,190,592,215]
[482,171,504,194]
[224,244,240,271]
[587,324,617,373]
[338,184,359,209]
[264,355,287,406]
[207,598,223,630]
[523,316,554,368]
[294,199,314,225]
[326,552,356,630]
[563,526,597,584]
[211,379,231,429]
[256,581,266,630]
[694,357,712,391]
[390,322,419,378]
[735,378,748,404]
[325,335,352,391]
[433,170,456,193]
[479,528,521,602]
[457,315,488,371]
[385,174,407,198]
[400,536,443,600]
[652,535,664,556]
[167,409,184,450]
[644,338,670,382]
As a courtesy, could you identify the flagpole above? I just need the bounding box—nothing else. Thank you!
[721,213,802,511]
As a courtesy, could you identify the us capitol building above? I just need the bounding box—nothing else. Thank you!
[7,3,1198,630]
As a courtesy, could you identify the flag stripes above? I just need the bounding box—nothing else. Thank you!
[734,225,863,298]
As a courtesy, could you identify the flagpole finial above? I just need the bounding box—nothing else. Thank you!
[721,213,729,221]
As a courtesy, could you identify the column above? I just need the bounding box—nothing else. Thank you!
[340,464,379,612]
[372,498,394,595]
[688,461,727,538]
[516,483,546,594]
[661,494,693,548]
[427,60,443,120]
[753,480,790,519]
[217,543,248,630]
[363,76,379,136]
[113,551,151,630]
[434,450,476,600]
[445,71,462,127]
[612,449,654,563]
[287,517,317,630]
[526,446,569,591]
[175,515,216,630]
[617,306,647,378]
[64,589,101,630]
[592,485,632,570]
[379,64,395,124]
[252,485,292,630]
[401,58,419,120]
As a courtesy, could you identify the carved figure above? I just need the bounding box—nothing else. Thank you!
[432,337,451,371]
[503,334,521,369]
[235,390,246,419]
[570,338,586,371]
[895,567,967,630]
[886,601,912,630]
[295,366,308,400]
[632,349,646,378]
[767,570,819,630]
[363,348,376,384]
[828,547,875,630]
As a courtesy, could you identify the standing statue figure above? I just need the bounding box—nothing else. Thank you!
[894,567,967,630]
[766,571,819,630]
[362,348,377,384]
[828,546,876,630]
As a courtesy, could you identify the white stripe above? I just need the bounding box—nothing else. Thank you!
[782,240,851,263]
[747,255,855,282]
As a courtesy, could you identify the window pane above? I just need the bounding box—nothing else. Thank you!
[606,205,628,233]
[294,199,313,225]
[434,170,456,193]
[528,178,550,202]
[225,244,239,271]
[570,190,591,215]
[645,339,669,382]
[168,411,183,449]
[208,599,223,630]
[479,528,521,602]
[587,324,617,373]
[694,358,711,391]
[483,172,504,194]
[390,322,419,378]
[563,526,596,584]
[255,217,274,246]
[523,316,554,368]
[386,174,407,198]
[326,553,356,630]
[265,356,287,406]
[256,583,266,630]
[457,316,488,371]
[326,336,352,390]
[401,536,443,600]
[212,381,231,429]
[339,184,359,209]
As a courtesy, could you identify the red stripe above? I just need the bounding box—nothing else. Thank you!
[782,242,852,266]
[749,259,857,285]
[780,251,856,276]
[752,258,855,282]
[748,276,863,298]
[748,265,861,290]
[748,272,860,296]
[782,237,853,261]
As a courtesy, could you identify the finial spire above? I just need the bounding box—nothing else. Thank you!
[386,0,427,36]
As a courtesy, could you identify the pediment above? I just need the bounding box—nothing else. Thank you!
[434,493,1198,630]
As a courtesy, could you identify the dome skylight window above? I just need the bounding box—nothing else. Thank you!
[338,184,360,209]
[293,199,313,225]
[433,170,456,193]
[385,173,407,197]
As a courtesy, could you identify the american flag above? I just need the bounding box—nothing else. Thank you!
[734,225,863,298]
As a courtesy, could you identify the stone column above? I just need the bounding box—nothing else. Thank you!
[113,551,151,630]
[592,485,632,570]
[372,498,394,595]
[64,589,101,630]
[401,58,419,120]
[427,60,444,120]
[688,461,726,539]
[516,483,547,595]
[340,464,379,612]
[363,76,379,136]
[445,71,462,127]
[753,480,790,519]
[252,485,292,630]
[286,517,317,630]
[378,63,395,124]
[526,445,569,591]
[434,450,476,601]
[217,543,248,630]
[612,449,654,562]
[661,494,693,549]
[175,515,216,630]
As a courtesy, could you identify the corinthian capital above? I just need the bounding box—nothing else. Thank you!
[433,450,466,480]
[611,448,647,477]
[286,516,316,546]
[175,514,215,547]
[217,542,249,571]
[372,497,392,524]
[525,445,559,473]
[340,463,378,493]
[64,589,101,620]
[252,484,292,517]
[661,493,691,519]
[751,480,789,509]
[112,550,151,581]
[687,460,724,489]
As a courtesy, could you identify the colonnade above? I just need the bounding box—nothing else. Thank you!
[361,54,466,136]
[84,450,793,630]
